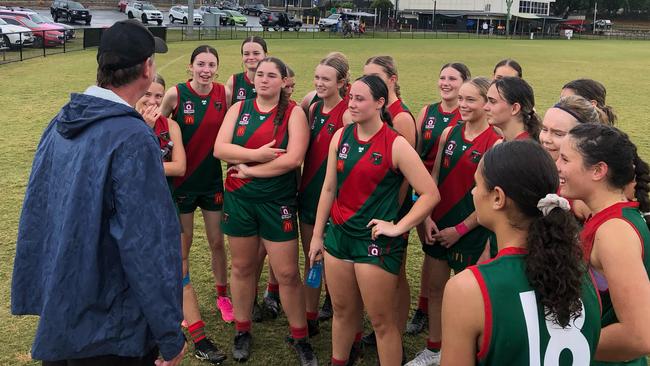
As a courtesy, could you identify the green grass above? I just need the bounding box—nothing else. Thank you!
[1,38,650,365]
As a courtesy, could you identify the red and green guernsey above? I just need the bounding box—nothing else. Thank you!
[470,247,601,365]
[325,123,405,274]
[225,99,297,201]
[172,81,227,210]
[581,201,650,366]
[230,72,256,106]
[423,123,500,272]
[419,102,462,172]
[298,99,348,225]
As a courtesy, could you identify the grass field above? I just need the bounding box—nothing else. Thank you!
[1,38,650,365]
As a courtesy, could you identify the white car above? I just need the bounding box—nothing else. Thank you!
[0,17,34,48]
[169,5,203,24]
[126,2,163,25]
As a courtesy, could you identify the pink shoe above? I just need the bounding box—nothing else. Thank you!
[217,296,234,323]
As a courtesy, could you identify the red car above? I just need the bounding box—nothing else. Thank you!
[0,14,64,47]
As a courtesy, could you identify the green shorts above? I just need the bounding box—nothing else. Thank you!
[174,190,224,214]
[221,192,298,242]
[422,226,490,272]
[324,224,405,275]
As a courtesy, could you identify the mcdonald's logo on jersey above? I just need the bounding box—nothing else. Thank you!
[236,125,246,137]
[184,115,195,125]
[214,192,224,205]
[423,130,433,140]
[336,159,345,172]
[282,219,294,232]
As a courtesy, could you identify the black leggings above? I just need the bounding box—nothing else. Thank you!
[42,348,158,366]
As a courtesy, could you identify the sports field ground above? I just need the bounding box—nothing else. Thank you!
[1,38,649,365]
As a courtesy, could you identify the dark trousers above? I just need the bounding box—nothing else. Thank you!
[42,348,158,366]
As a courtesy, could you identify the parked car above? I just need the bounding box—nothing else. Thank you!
[198,6,227,24]
[0,15,64,47]
[593,19,612,34]
[260,11,301,31]
[126,2,163,25]
[243,3,268,16]
[219,1,244,12]
[169,5,203,24]
[221,10,247,26]
[117,0,128,12]
[0,17,34,48]
[0,9,74,39]
[50,0,92,25]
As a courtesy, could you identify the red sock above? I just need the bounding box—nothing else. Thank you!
[267,283,279,295]
[216,284,228,297]
[427,339,441,352]
[331,357,348,365]
[188,320,206,343]
[306,312,319,321]
[418,296,429,313]
[235,320,251,333]
[290,325,308,341]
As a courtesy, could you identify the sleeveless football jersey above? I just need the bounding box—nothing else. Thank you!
[581,201,650,366]
[330,123,403,239]
[471,247,601,365]
[231,72,256,105]
[172,81,227,194]
[298,99,348,219]
[225,99,297,201]
[433,123,500,262]
[419,102,462,172]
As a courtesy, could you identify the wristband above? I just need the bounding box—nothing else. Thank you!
[455,222,469,236]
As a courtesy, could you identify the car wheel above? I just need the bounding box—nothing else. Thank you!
[53,14,58,22]
[274,25,280,31]
[85,20,90,25]
[128,11,133,19]
[169,15,174,23]
[182,17,187,24]
[2,35,10,49]
[142,14,148,23]
[67,13,72,23]
[294,26,300,31]
[157,20,162,25]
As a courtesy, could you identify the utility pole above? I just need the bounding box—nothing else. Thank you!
[593,1,597,34]
[432,0,436,31]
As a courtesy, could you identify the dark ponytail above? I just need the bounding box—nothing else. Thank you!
[493,77,541,140]
[482,140,583,327]
[256,57,290,139]
[569,124,650,230]
[356,74,393,127]
[563,79,617,125]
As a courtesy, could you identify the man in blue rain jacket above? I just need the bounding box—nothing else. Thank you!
[11,20,186,366]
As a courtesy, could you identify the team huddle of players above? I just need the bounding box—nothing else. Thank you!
[133,36,650,366]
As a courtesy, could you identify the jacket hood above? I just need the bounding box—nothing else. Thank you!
[56,93,142,139]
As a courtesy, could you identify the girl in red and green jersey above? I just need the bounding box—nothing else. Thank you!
[408,78,501,366]
[484,76,541,141]
[139,74,227,363]
[440,140,602,366]
[308,75,439,366]
[410,62,471,336]
[299,52,350,114]
[160,45,234,325]
[214,57,317,364]
[558,124,650,364]
[362,55,417,344]
[298,53,352,335]
[226,36,267,107]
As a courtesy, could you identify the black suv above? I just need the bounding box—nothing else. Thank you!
[259,11,302,31]
[51,0,91,24]
[243,3,268,16]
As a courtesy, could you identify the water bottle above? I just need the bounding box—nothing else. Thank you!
[306,260,323,288]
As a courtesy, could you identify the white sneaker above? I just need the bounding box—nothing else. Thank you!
[405,348,441,366]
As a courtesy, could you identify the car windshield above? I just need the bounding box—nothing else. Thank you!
[68,2,84,9]
[142,4,156,10]
[29,13,48,23]
[0,18,7,25]
[327,14,338,19]
[231,11,243,16]
[17,17,38,27]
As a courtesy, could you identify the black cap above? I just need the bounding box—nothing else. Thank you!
[97,20,167,70]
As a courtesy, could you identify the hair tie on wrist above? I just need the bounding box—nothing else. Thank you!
[537,193,570,217]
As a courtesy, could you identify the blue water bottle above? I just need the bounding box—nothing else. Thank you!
[306,260,323,288]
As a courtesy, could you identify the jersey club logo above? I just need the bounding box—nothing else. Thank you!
[327,123,335,134]
[470,150,482,163]
[239,113,250,125]
[424,117,436,140]
[183,101,195,125]
[367,243,381,257]
[338,143,350,159]
[237,88,246,100]
[370,152,383,165]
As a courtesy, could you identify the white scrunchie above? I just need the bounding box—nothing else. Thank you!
[537,193,571,217]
